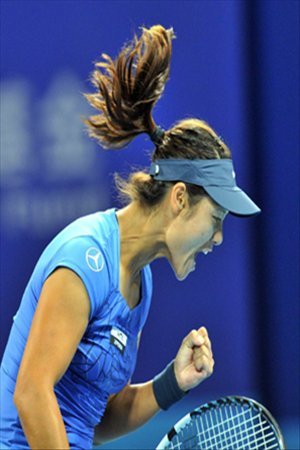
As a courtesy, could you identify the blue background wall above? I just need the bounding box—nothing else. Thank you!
[1,0,299,448]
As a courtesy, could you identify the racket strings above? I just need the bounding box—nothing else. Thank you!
[197,408,268,447]
[171,405,279,450]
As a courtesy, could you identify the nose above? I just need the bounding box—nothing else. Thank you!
[212,229,223,246]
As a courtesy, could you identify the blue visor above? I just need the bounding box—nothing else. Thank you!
[149,159,261,216]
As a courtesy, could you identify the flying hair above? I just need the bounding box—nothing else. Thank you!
[84,25,175,149]
[84,25,232,209]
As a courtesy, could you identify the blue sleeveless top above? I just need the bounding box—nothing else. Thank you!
[0,208,153,449]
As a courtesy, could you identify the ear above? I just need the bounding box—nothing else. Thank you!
[170,182,187,215]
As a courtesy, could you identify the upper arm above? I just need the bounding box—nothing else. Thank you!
[15,268,90,392]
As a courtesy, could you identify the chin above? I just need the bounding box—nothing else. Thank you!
[174,265,195,281]
[169,256,196,281]
[175,272,189,281]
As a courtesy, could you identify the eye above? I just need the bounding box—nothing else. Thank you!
[213,216,222,228]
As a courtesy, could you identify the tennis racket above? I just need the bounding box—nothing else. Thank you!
[156,396,285,449]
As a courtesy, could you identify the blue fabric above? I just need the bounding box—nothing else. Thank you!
[0,208,153,449]
[149,159,261,216]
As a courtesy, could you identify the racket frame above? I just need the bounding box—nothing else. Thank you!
[156,395,286,450]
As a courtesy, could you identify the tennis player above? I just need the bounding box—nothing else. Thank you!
[0,25,260,449]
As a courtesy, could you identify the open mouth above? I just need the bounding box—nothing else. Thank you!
[191,248,212,266]
[197,247,213,257]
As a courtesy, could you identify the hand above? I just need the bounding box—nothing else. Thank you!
[174,327,214,392]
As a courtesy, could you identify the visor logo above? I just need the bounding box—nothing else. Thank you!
[86,247,104,272]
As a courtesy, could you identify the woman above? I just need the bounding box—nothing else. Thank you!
[0,25,260,449]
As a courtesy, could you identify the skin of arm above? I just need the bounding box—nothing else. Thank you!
[94,381,159,445]
[13,267,90,449]
[94,327,214,445]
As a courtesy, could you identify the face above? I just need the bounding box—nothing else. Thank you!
[165,194,227,281]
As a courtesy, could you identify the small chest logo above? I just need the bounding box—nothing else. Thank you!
[110,327,128,355]
[85,247,104,272]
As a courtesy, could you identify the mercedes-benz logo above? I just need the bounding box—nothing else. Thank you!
[85,247,104,272]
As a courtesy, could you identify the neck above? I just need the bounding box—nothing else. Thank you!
[116,202,169,280]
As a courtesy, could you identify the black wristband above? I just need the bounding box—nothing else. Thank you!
[153,360,187,410]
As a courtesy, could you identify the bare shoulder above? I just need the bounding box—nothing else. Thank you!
[16,268,90,389]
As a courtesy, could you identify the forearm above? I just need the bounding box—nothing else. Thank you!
[94,380,159,444]
[14,385,69,449]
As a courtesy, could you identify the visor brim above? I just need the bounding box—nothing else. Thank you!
[204,186,261,217]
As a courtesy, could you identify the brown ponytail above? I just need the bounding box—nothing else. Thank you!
[84,25,232,210]
[84,25,175,149]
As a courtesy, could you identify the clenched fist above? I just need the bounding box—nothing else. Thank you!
[174,327,214,392]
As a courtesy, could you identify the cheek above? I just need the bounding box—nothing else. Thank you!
[166,218,212,256]
[185,216,213,247]
[197,225,214,244]
[166,219,188,254]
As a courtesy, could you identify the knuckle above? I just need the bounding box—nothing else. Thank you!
[191,329,198,338]
[194,346,202,356]
[185,329,195,341]
[200,326,208,336]
[207,364,214,376]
